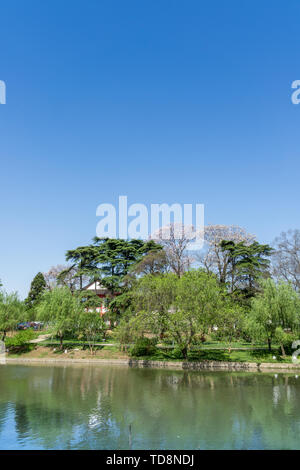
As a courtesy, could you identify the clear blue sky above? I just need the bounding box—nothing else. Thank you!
[1,0,300,298]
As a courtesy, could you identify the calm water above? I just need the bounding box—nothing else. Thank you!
[0,363,300,449]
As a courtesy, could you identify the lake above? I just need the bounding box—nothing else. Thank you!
[0,363,299,449]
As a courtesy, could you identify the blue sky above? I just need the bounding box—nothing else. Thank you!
[1,0,300,297]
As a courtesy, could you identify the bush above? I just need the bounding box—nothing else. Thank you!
[210,330,223,341]
[171,347,185,359]
[191,334,206,345]
[275,328,297,356]
[114,315,144,352]
[129,337,157,357]
[5,329,36,353]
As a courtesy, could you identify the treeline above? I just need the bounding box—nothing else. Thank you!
[1,225,300,357]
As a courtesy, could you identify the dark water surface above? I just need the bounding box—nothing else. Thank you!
[0,363,299,449]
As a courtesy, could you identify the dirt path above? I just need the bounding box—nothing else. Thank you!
[29,334,51,344]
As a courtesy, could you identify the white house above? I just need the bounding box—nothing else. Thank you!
[83,281,110,316]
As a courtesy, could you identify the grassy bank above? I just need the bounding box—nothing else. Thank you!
[6,340,292,364]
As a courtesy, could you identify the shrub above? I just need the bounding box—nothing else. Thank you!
[171,347,185,359]
[129,337,157,357]
[275,328,297,356]
[114,315,144,352]
[5,329,36,353]
[191,334,206,344]
[210,330,223,341]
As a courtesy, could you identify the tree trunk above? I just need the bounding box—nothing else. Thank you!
[181,346,188,360]
[60,336,63,350]
[280,343,286,357]
[267,337,272,352]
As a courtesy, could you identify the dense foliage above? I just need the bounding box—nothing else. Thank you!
[37,287,84,349]
[2,225,300,361]
[0,291,25,340]
[25,272,47,310]
[5,329,36,353]
[66,238,162,293]
[123,270,242,358]
[247,279,300,355]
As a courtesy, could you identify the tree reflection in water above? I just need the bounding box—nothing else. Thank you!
[0,364,300,449]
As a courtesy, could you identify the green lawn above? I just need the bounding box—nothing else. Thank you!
[130,348,291,363]
[30,333,290,363]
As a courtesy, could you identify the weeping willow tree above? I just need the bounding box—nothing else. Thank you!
[247,279,300,354]
[132,270,226,359]
[37,287,83,349]
[0,291,25,341]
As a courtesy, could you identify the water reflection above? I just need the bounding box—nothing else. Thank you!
[0,364,300,449]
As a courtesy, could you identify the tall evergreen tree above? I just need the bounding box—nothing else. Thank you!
[91,238,160,293]
[220,240,273,299]
[65,246,95,290]
[66,238,162,294]
[25,272,46,309]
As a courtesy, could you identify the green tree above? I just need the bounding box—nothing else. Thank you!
[220,240,273,298]
[77,311,106,354]
[133,270,225,359]
[247,279,300,353]
[44,264,90,292]
[66,238,162,294]
[108,291,134,326]
[65,246,95,290]
[76,289,103,310]
[215,303,245,353]
[173,270,226,357]
[0,291,25,341]
[25,272,46,310]
[130,249,168,276]
[37,287,83,349]
[133,272,178,340]
[114,314,143,352]
[91,238,162,293]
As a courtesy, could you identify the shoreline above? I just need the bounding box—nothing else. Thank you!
[4,357,300,372]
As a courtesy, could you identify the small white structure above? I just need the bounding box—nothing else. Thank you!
[83,281,110,316]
